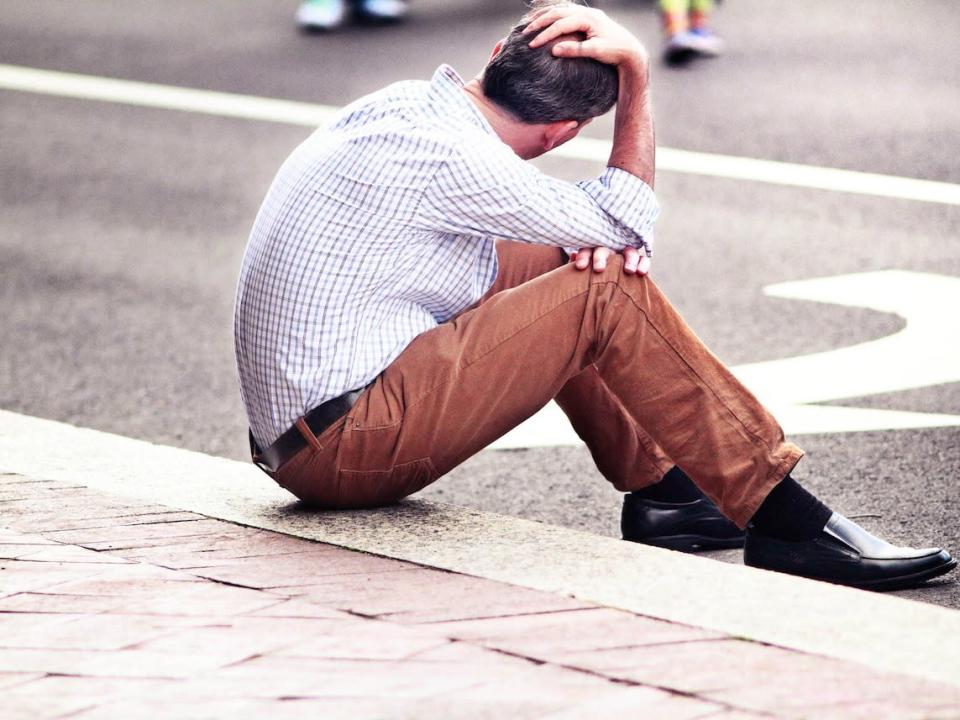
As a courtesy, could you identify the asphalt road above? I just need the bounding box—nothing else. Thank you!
[1,0,958,607]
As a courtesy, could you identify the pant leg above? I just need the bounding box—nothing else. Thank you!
[276,252,802,528]
[555,365,674,491]
[478,241,673,491]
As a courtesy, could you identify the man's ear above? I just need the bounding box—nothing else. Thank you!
[542,119,582,152]
[489,39,505,62]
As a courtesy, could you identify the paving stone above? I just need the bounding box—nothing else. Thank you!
[132,616,348,657]
[0,529,57,545]
[34,569,204,602]
[0,544,133,564]
[429,606,725,657]
[277,567,588,623]
[0,560,115,597]
[705,649,960,716]
[67,697,418,720]
[541,685,724,719]
[43,519,229,546]
[0,647,237,678]
[0,613,176,651]
[1,694,99,720]
[244,598,353,619]
[210,654,486,699]
[0,671,46,690]
[186,549,417,589]
[3,674,176,700]
[274,619,451,661]
[117,582,284,617]
[0,476,49,486]
[409,639,558,668]
[538,638,803,693]
[796,702,960,720]
[390,697,562,720]
[96,534,276,565]
[102,531,330,567]
[0,591,127,614]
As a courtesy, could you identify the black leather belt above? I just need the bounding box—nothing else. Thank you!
[250,387,368,475]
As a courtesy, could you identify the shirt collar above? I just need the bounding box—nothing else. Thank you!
[430,64,497,138]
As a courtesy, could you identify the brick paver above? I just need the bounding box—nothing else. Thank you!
[1,472,959,719]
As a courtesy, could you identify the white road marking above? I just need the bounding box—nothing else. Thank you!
[1,408,959,687]
[490,270,960,449]
[2,63,960,205]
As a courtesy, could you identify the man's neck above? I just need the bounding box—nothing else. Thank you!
[462,79,542,160]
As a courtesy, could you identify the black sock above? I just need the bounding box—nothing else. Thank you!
[631,466,702,503]
[750,475,833,541]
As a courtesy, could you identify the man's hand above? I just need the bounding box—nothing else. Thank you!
[524,4,648,70]
[572,247,651,276]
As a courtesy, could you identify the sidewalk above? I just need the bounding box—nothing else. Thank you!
[2,471,960,720]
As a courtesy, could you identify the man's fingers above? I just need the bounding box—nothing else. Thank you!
[553,37,610,61]
[528,15,592,48]
[592,247,612,272]
[574,249,591,270]
[523,7,564,35]
[623,247,640,274]
[637,255,652,276]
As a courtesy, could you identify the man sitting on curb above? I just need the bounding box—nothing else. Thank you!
[235,0,955,591]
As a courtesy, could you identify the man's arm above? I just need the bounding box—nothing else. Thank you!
[416,142,658,255]
[526,6,656,274]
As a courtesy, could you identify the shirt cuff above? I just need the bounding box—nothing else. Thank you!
[576,166,659,252]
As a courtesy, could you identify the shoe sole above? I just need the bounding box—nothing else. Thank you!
[831,557,958,592]
[760,556,960,592]
[628,533,745,553]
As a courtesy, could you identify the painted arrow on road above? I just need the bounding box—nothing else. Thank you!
[489,270,960,449]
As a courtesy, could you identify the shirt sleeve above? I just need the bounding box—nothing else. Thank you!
[415,140,659,255]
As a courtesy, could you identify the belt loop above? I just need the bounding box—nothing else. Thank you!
[295,417,325,452]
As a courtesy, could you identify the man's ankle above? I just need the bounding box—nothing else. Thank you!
[750,475,833,541]
[630,466,702,504]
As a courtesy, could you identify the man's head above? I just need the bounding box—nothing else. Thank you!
[482,0,619,125]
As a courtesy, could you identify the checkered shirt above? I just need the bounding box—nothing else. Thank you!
[235,65,660,447]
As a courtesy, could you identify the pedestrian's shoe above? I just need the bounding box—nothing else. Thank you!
[622,493,746,552]
[354,0,408,22]
[744,512,957,591]
[296,0,347,31]
[662,31,699,65]
[686,28,725,56]
[663,29,724,65]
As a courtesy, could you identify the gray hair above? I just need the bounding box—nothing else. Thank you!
[482,0,619,124]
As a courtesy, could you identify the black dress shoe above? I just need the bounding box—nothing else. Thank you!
[744,512,957,591]
[621,493,746,552]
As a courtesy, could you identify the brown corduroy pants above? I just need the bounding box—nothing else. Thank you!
[274,241,803,528]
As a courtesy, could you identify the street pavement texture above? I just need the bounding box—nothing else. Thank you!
[3,472,960,720]
[1,0,959,613]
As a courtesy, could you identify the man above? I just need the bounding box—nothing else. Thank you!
[236,1,955,591]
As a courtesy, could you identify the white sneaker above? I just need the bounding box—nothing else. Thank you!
[686,28,725,57]
[296,0,347,30]
[355,0,409,22]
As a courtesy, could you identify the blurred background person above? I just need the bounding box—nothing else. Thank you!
[660,0,724,65]
[296,0,408,31]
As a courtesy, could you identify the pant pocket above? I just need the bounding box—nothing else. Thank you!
[336,457,438,509]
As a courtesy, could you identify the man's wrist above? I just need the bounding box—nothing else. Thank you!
[617,47,649,77]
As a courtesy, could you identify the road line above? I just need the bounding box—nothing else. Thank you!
[3,63,960,206]
[1,408,959,687]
